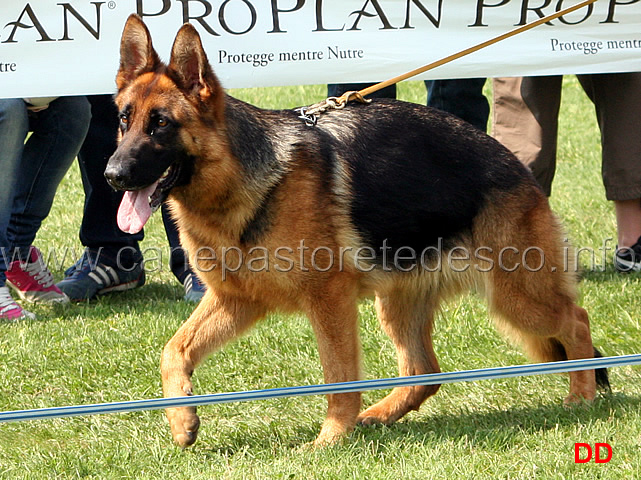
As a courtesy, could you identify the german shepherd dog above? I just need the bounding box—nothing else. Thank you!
[105,15,609,447]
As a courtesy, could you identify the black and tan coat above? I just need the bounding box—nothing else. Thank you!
[105,14,609,448]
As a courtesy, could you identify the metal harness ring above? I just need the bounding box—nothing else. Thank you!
[296,91,372,127]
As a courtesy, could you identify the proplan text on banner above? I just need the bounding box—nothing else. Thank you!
[1,0,640,98]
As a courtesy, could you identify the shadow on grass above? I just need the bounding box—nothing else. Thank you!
[352,392,639,449]
[194,392,639,456]
[579,265,641,284]
[32,281,196,322]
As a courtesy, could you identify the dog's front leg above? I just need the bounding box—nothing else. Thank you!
[306,284,362,447]
[161,291,264,447]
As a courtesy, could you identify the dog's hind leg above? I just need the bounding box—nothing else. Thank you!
[357,290,441,426]
[488,264,605,404]
[479,191,608,403]
[161,291,264,447]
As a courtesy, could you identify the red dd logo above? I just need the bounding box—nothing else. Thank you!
[575,443,613,463]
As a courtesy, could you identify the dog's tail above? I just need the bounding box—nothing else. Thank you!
[593,347,612,392]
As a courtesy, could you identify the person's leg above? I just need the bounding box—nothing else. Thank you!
[162,204,205,302]
[0,99,30,287]
[57,95,146,300]
[8,96,90,254]
[577,72,641,271]
[614,199,641,251]
[4,97,90,304]
[426,78,489,132]
[161,205,188,283]
[578,73,641,248]
[77,94,144,264]
[492,76,563,196]
[0,100,31,321]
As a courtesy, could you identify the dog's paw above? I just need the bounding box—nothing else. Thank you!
[356,415,384,427]
[356,405,396,426]
[310,431,346,448]
[309,420,352,448]
[563,393,594,406]
[167,407,200,448]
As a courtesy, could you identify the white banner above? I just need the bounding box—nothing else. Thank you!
[1,0,640,99]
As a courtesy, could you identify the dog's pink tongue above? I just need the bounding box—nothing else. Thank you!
[117,183,158,234]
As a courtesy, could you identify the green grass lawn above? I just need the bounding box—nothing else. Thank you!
[1,79,640,479]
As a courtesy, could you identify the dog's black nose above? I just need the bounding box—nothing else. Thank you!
[104,163,126,190]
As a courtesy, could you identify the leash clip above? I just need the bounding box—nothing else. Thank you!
[296,91,371,127]
[296,107,317,127]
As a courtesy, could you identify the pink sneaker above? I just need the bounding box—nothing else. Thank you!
[6,247,69,304]
[0,286,36,320]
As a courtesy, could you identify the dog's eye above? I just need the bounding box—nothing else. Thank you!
[119,114,129,125]
[149,114,171,135]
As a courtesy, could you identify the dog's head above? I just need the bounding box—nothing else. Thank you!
[105,14,225,234]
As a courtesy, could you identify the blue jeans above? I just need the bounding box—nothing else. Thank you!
[0,97,91,285]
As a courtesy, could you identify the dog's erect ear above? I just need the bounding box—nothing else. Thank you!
[168,23,221,103]
[116,14,161,90]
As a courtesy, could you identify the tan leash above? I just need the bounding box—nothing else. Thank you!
[298,0,598,125]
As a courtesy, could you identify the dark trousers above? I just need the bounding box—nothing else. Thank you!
[77,95,190,281]
[328,78,489,132]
